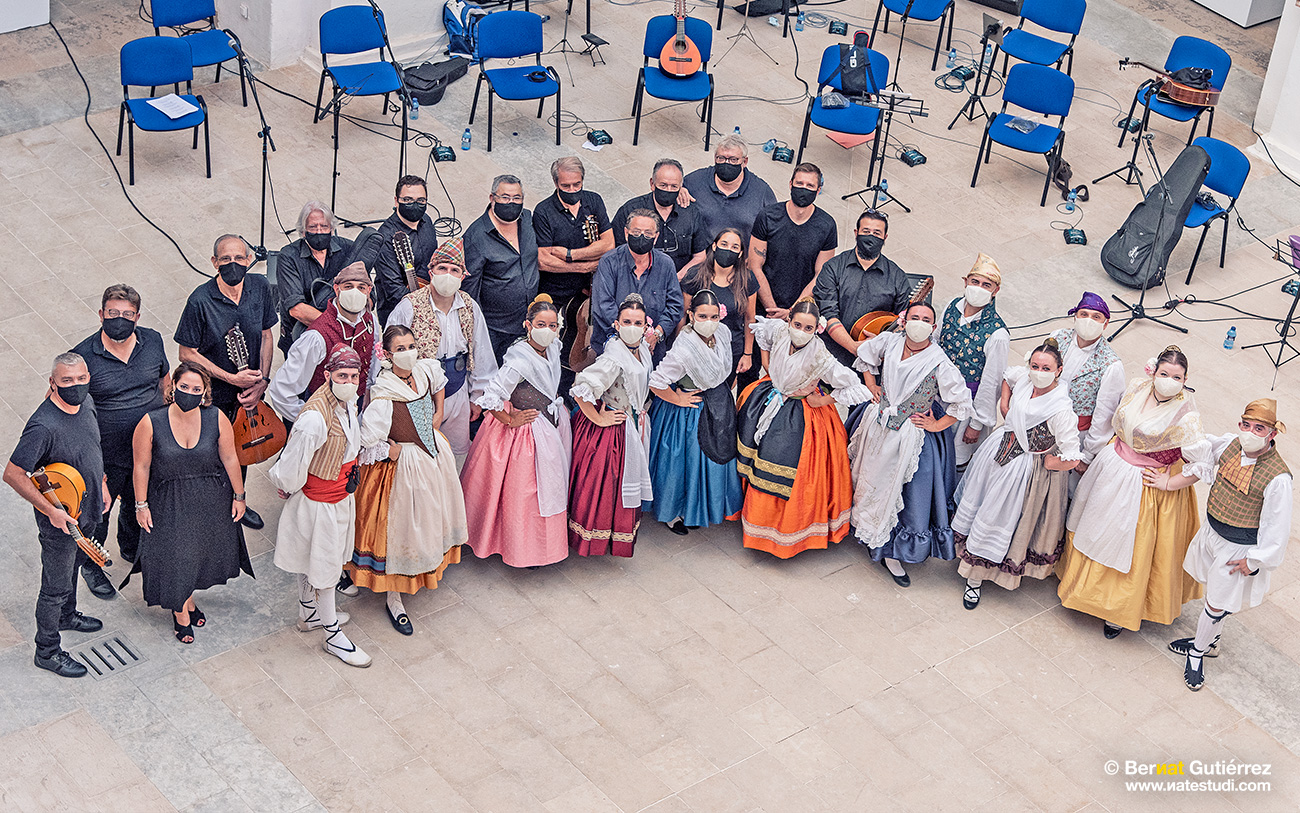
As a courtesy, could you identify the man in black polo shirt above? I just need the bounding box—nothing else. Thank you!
[276,200,358,354]
[4,352,108,678]
[372,175,440,325]
[612,158,708,274]
[681,135,777,244]
[175,234,278,530]
[463,174,540,363]
[70,284,169,599]
[814,210,911,366]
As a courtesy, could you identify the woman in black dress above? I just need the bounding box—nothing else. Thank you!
[132,362,252,643]
[679,227,758,381]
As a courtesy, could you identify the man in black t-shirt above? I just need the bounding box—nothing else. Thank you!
[276,200,359,354]
[612,158,708,273]
[4,352,109,678]
[369,175,441,325]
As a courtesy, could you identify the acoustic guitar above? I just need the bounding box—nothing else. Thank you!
[30,464,112,568]
[658,0,702,78]
[850,276,934,342]
[1119,59,1220,108]
[225,324,288,466]
[393,231,427,294]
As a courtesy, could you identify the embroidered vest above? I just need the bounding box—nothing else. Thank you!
[388,392,439,459]
[1055,329,1120,417]
[299,385,352,480]
[938,299,1006,387]
[993,421,1056,466]
[1206,438,1290,543]
[305,302,376,402]
[880,372,940,431]
[407,289,476,370]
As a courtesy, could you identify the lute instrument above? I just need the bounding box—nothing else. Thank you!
[225,324,288,466]
[850,275,934,341]
[1119,58,1220,108]
[393,231,427,294]
[658,0,702,78]
[30,464,112,568]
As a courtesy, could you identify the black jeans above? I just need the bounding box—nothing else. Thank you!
[36,523,87,658]
[92,464,139,566]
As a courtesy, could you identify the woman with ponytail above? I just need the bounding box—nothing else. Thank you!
[680,228,758,380]
[462,295,573,567]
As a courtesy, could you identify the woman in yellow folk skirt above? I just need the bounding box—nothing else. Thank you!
[1057,347,1211,637]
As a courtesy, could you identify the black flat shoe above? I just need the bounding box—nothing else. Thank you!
[34,650,87,678]
[666,519,689,536]
[190,606,206,628]
[240,508,265,530]
[59,612,103,633]
[1184,656,1205,692]
[173,614,194,644]
[1103,622,1123,639]
[387,605,413,636]
[1169,637,1218,658]
[81,564,116,599]
[881,559,910,588]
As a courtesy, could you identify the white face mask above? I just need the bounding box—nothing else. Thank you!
[1074,316,1105,342]
[904,319,933,343]
[431,273,461,297]
[337,288,368,314]
[1027,368,1057,389]
[1238,431,1269,454]
[331,381,359,403]
[530,326,559,348]
[692,319,720,338]
[1153,377,1184,398]
[964,285,992,309]
[390,349,419,371]
[787,325,814,347]
[618,324,645,346]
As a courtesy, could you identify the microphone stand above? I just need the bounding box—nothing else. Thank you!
[1094,74,1156,191]
[885,0,917,92]
[224,30,277,262]
[948,21,996,129]
[364,0,409,173]
[545,0,579,86]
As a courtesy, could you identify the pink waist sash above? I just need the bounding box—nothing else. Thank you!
[1114,438,1181,469]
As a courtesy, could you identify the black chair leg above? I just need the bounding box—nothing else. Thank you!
[1219,213,1230,267]
[866,123,882,188]
[1065,49,1074,76]
[203,116,211,179]
[1205,106,1215,139]
[554,89,561,146]
[537,97,545,118]
[469,73,483,124]
[215,63,222,84]
[193,123,199,149]
[930,13,945,71]
[703,85,714,152]
[399,100,408,173]
[1119,91,1140,148]
[796,100,813,165]
[945,5,953,51]
[314,72,326,122]
[716,0,724,30]
[238,60,248,107]
[1041,138,1061,207]
[487,89,494,152]
[127,122,135,186]
[971,127,989,187]
[1186,224,1210,284]
[1187,114,1199,145]
[632,76,645,146]
[116,104,126,155]
[870,3,883,44]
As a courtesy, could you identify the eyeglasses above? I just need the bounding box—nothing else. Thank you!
[398,196,428,205]
[715,156,744,165]
[628,230,658,239]
[658,223,680,254]
[493,193,525,204]
[104,309,137,319]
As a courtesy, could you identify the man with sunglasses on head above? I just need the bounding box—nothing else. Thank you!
[613,158,707,275]
[814,209,911,367]
[680,136,777,245]
[373,175,440,325]
[463,175,540,363]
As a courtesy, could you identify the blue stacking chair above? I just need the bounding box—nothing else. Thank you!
[116,37,210,186]
[796,45,889,172]
[1184,137,1249,284]
[971,63,1073,207]
[980,0,1085,96]
[633,16,715,151]
[149,0,246,106]
[314,6,406,134]
[468,11,560,152]
[869,0,954,73]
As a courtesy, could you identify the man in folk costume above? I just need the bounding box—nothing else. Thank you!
[269,263,381,424]
[386,237,498,468]
[1172,399,1292,691]
[935,253,1008,472]
[270,345,371,668]
[1050,292,1125,472]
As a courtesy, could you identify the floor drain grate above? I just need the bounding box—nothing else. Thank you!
[71,634,146,680]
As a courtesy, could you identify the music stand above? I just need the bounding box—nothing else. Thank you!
[223,30,277,262]
[841,90,927,213]
[948,15,1001,130]
[1241,237,1300,378]
[719,0,778,66]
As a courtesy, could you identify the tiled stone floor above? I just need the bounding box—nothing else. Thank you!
[2,0,1300,811]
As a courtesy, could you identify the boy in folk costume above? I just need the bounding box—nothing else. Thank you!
[1050,292,1125,469]
[935,253,1008,472]
[270,345,370,668]
[1172,399,1293,691]
[386,238,498,468]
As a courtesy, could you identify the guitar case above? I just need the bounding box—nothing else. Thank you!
[1101,144,1210,290]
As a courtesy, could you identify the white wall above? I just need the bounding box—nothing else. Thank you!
[1,0,50,34]
[1253,0,1300,176]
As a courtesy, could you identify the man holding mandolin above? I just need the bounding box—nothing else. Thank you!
[4,352,110,678]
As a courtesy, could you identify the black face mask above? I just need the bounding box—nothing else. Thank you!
[102,316,136,342]
[714,248,739,268]
[557,188,582,206]
[652,188,678,208]
[173,390,203,412]
[218,261,249,286]
[856,234,884,260]
[627,234,655,255]
[790,187,818,208]
[304,231,333,251]
[493,201,523,223]
[714,162,743,183]
[57,383,89,406]
[398,201,426,222]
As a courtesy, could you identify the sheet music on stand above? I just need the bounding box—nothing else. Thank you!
[146,93,200,120]
[1238,236,1300,382]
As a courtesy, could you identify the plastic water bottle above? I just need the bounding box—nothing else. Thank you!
[880,179,889,193]
[1224,326,1237,349]
[1065,188,1077,213]
[733,126,742,136]
[796,11,805,31]
[410,98,419,120]
[946,48,956,69]
[461,128,472,150]
[983,43,993,69]
[763,139,776,153]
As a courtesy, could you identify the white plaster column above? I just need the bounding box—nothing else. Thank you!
[1252,0,1300,176]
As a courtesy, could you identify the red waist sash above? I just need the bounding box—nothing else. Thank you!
[302,460,357,504]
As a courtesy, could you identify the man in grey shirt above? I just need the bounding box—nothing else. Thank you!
[681,135,777,245]
[814,210,911,366]
[462,175,540,363]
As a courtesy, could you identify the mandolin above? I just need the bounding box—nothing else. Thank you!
[851,276,934,341]
[1119,58,1220,108]
[393,231,427,294]
[225,324,288,466]
[30,464,112,568]
[658,0,702,78]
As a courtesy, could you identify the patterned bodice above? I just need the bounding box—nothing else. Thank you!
[880,372,939,431]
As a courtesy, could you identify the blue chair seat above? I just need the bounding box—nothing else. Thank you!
[643,68,711,102]
[184,29,237,67]
[1001,29,1070,66]
[484,66,559,100]
[1185,198,1226,229]
[124,95,206,131]
[987,113,1061,154]
[1139,86,1205,121]
[881,0,950,21]
[325,61,402,97]
[810,98,881,136]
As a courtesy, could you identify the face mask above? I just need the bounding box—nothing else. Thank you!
[493,201,523,222]
[398,201,426,222]
[56,383,89,406]
[1238,431,1269,454]
[218,261,248,286]
[627,234,655,256]
[336,288,368,314]
[787,326,814,347]
[173,390,203,412]
[331,381,359,403]
[652,187,677,208]
[304,231,332,251]
[102,316,136,342]
[530,326,559,348]
[964,285,992,309]
[1074,316,1105,342]
[390,348,419,370]
[856,234,884,259]
[1027,369,1057,390]
[1153,377,1184,398]
[557,188,582,206]
[693,319,719,338]
[618,324,645,346]
[904,319,933,343]
[430,273,461,297]
[714,248,739,268]
[790,187,818,208]
[714,161,743,183]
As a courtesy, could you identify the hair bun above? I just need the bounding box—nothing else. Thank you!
[622,292,645,306]
[1043,337,1059,350]
[1163,344,1182,354]
[531,293,553,306]
[796,295,816,305]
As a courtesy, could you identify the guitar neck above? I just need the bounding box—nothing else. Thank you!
[37,485,82,539]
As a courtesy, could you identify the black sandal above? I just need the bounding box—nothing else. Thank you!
[666,519,689,536]
[173,614,194,644]
[190,606,206,628]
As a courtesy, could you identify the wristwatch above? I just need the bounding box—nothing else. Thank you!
[566,248,573,263]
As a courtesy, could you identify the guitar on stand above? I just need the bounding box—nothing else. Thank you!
[392,231,426,294]
[659,0,703,76]
[30,464,113,568]
[225,324,288,466]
